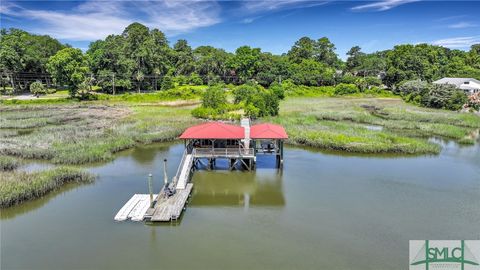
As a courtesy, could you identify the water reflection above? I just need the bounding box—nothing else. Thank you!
[129,143,170,164]
[2,140,479,270]
[191,169,285,208]
[0,182,90,220]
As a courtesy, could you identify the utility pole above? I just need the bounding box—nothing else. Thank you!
[112,73,116,95]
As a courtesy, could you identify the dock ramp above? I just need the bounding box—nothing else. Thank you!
[175,153,193,190]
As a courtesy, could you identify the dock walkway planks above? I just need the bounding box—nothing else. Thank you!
[150,183,193,221]
[176,154,193,190]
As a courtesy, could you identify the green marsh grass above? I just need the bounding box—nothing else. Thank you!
[0,167,94,207]
[0,156,20,171]
[0,103,198,164]
[266,97,480,154]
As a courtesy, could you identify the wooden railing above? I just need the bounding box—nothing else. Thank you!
[193,148,255,158]
[171,149,188,188]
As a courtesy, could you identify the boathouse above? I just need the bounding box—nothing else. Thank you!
[179,120,288,171]
[115,119,288,222]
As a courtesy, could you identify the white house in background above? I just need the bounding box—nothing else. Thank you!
[433,77,480,95]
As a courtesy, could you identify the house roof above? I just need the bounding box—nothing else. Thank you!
[433,77,480,88]
[179,122,245,139]
[250,123,288,139]
[460,84,480,91]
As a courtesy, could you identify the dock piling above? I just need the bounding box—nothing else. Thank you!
[163,159,168,185]
[148,173,154,208]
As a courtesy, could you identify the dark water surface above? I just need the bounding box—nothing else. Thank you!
[1,141,479,270]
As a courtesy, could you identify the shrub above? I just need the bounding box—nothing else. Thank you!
[334,83,359,95]
[174,75,188,86]
[30,81,46,97]
[191,107,218,119]
[398,80,430,97]
[245,103,261,118]
[192,83,279,119]
[365,76,382,88]
[161,76,174,90]
[233,83,259,104]
[340,74,357,84]
[189,73,203,85]
[202,85,227,110]
[354,78,368,92]
[269,82,285,100]
[233,82,279,118]
[263,91,280,116]
[206,73,222,85]
[425,84,468,110]
[364,87,395,97]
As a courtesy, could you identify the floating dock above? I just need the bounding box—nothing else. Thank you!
[114,150,195,222]
[114,194,158,221]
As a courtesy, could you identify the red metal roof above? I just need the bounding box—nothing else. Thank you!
[250,123,288,139]
[179,122,245,139]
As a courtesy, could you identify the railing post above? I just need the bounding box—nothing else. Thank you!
[148,173,154,208]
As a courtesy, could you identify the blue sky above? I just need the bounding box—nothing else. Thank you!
[1,1,479,58]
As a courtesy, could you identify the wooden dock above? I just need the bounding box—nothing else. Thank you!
[114,184,193,222]
[145,183,193,221]
[114,149,195,222]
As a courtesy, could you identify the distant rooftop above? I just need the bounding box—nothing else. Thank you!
[433,77,480,87]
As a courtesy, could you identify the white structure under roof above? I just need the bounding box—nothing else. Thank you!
[433,77,480,95]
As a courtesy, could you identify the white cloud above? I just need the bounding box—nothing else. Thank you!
[448,22,477,29]
[0,0,221,41]
[242,17,259,24]
[242,0,328,13]
[434,15,467,22]
[431,36,480,48]
[351,0,419,11]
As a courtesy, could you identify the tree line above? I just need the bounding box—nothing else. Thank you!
[1,22,480,97]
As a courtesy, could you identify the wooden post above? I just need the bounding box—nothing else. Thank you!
[148,173,154,208]
[280,140,284,168]
[163,158,168,185]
